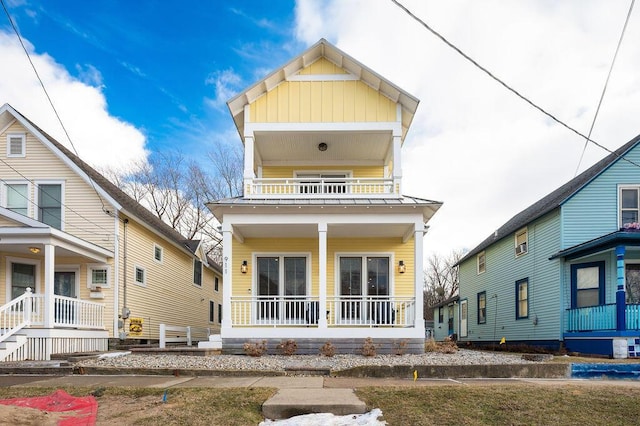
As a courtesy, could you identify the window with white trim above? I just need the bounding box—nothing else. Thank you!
[154,245,163,262]
[7,133,26,157]
[477,251,486,274]
[134,266,146,286]
[2,182,29,216]
[515,228,528,256]
[620,187,640,226]
[88,264,110,288]
[193,259,202,286]
[37,183,63,230]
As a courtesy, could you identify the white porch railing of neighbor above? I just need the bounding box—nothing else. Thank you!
[0,288,33,344]
[230,296,415,327]
[159,324,211,348]
[247,178,396,197]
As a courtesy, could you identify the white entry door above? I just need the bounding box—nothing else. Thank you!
[460,299,468,338]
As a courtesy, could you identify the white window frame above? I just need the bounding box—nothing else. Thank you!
[1,180,31,217]
[334,252,395,297]
[87,263,111,289]
[54,264,81,298]
[134,265,146,287]
[5,256,41,301]
[153,244,163,263]
[477,251,486,274]
[6,133,26,157]
[35,180,65,230]
[515,228,528,257]
[252,252,312,297]
[193,258,203,287]
[619,185,640,228]
[294,170,352,194]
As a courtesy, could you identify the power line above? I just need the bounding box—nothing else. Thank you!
[1,0,108,212]
[574,0,635,176]
[390,0,640,169]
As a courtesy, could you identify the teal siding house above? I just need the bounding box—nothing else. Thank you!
[457,134,640,357]
[431,296,460,341]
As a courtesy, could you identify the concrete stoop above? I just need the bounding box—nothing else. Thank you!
[262,388,367,420]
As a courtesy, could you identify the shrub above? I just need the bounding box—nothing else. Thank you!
[277,339,298,356]
[361,337,377,357]
[424,338,458,354]
[393,339,408,356]
[243,340,267,357]
[320,341,336,357]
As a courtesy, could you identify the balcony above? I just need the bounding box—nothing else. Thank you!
[565,304,640,332]
[230,295,416,327]
[245,177,399,199]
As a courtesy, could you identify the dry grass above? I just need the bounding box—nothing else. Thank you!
[424,338,458,353]
[3,384,640,425]
[356,384,640,425]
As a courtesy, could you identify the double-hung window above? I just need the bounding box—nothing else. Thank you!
[193,259,203,286]
[38,183,62,229]
[4,183,28,216]
[621,187,640,226]
[477,251,486,274]
[516,278,528,319]
[477,291,486,324]
[515,228,528,256]
[571,262,604,308]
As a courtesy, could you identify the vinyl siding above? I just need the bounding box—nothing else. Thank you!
[459,211,562,343]
[231,236,415,298]
[562,142,640,247]
[117,218,220,339]
[261,165,384,179]
[250,67,396,124]
[0,122,115,251]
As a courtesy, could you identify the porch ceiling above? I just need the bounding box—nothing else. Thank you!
[254,130,391,164]
[233,222,413,239]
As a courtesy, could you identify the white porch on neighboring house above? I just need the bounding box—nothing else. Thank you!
[0,222,112,361]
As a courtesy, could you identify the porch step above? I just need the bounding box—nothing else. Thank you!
[262,388,366,420]
[198,334,222,350]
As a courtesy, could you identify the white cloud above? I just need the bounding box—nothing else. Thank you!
[295,0,640,256]
[205,68,244,110]
[0,31,148,171]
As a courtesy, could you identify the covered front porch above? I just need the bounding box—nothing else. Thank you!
[0,220,112,361]
[552,229,640,357]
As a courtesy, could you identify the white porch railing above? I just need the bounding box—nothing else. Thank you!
[246,178,397,198]
[159,324,211,348]
[230,296,415,327]
[0,288,33,344]
[51,295,105,329]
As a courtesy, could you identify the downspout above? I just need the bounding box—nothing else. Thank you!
[113,212,120,339]
[120,218,130,339]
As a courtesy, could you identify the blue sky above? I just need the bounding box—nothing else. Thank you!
[2,1,640,256]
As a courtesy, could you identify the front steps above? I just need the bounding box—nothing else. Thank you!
[0,334,27,362]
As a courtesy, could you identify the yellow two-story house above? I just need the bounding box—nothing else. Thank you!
[208,39,442,354]
[0,103,222,361]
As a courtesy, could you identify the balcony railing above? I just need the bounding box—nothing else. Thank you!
[230,295,415,327]
[565,304,640,332]
[245,178,398,198]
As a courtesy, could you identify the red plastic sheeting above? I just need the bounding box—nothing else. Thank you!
[0,389,97,425]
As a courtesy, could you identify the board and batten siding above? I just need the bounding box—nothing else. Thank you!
[0,122,116,252]
[231,236,415,299]
[562,143,640,248]
[261,165,384,179]
[250,58,397,124]
[459,211,562,343]
[117,218,218,339]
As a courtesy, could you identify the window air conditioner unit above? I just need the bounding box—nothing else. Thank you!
[515,242,527,255]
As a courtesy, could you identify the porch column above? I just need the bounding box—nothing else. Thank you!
[221,223,233,331]
[392,134,402,195]
[243,134,255,196]
[414,222,425,331]
[318,222,328,328]
[616,245,626,331]
[43,244,55,328]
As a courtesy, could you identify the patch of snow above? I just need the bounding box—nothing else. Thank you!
[260,409,386,425]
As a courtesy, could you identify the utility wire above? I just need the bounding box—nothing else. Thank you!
[1,0,108,212]
[574,0,635,176]
[390,0,640,169]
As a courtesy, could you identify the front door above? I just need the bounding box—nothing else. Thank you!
[256,256,307,322]
[54,271,76,324]
[460,299,468,338]
[339,256,390,323]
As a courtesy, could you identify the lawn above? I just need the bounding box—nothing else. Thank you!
[1,384,639,425]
